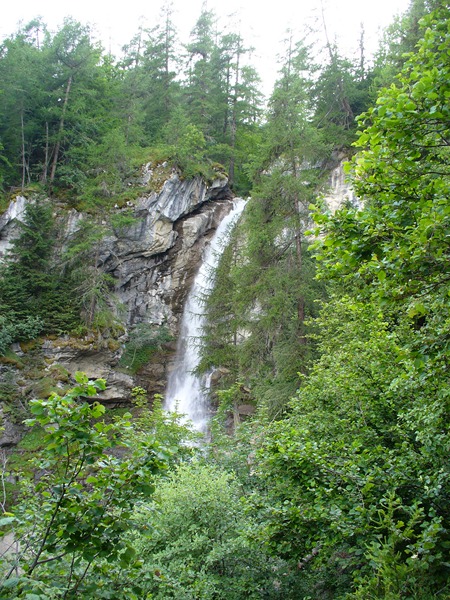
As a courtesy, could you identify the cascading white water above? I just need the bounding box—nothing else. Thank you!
[165,199,246,432]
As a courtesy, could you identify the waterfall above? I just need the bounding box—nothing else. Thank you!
[165,199,246,432]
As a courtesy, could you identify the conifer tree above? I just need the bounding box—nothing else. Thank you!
[0,20,49,188]
[0,199,81,335]
[141,2,180,140]
[201,37,327,413]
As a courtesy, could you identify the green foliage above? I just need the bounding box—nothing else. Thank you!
[1,4,445,598]
[0,6,263,197]
[244,297,450,597]
[130,388,201,460]
[373,0,439,89]
[80,130,144,204]
[0,315,43,356]
[240,8,450,596]
[311,5,450,362]
[119,323,173,374]
[62,215,121,333]
[133,461,290,599]
[109,210,139,235]
[165,118,207,174]
[0,199,54,302]
[0,199,81,340]
[188,7,450,599]
[200,39,329,415]
[0,372,172,598]
[312,50,370,146]
[139,5,180,141]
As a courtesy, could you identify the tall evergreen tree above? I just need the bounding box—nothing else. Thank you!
[141,2,180,140]
[44,19,111,191]
[0,199,54,317]
[0,199,79,333]
[0,20,49,188]
[184,7,222,138]
[201,37,327,413]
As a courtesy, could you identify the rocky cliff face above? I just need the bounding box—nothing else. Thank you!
[0,167,234,434]
[0,195,27,261]
[98,168,234,331]
[322,155,358,212]
[0,159,356,447]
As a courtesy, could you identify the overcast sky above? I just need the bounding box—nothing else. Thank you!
[1,0,411,96]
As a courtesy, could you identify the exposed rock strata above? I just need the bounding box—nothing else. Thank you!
[0,170,234,424]
[0,195,27,260]
[101,173,234,330]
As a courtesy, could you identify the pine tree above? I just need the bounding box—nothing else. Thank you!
[201,37,327,414]
[0,20,49,188]
[141,1,180,140]
[0,199,80,333]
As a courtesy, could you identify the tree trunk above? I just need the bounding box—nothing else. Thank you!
[21,110,26,191]
[229,38,241,186]
[42,122,49,183]
[49,74,73,185]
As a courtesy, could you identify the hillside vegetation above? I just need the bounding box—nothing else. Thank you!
[0,1,449,598]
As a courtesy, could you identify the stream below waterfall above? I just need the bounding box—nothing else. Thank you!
[165,199,246,432]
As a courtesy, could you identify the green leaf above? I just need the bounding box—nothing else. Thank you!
[0,576,27,589]
[74,371,88,384]
[91,402,106,418]
[119,545,137,567]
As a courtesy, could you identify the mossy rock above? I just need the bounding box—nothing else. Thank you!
[47,363,71,383]
[27,376,60,399]
[0,350,24,369]
[19,338,41,353]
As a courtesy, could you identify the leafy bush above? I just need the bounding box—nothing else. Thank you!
[0,372,172,598]
[0,315,44,356]
[133,462,291,599]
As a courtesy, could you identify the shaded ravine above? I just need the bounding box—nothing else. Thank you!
[165,199,246,432]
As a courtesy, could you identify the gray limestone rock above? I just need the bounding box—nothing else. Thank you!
[98,174,233,331]
[0,170,233,412]
[0,195,27,260]
[323,159,358,212]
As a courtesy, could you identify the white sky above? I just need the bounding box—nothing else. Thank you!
[1,0,411,97]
